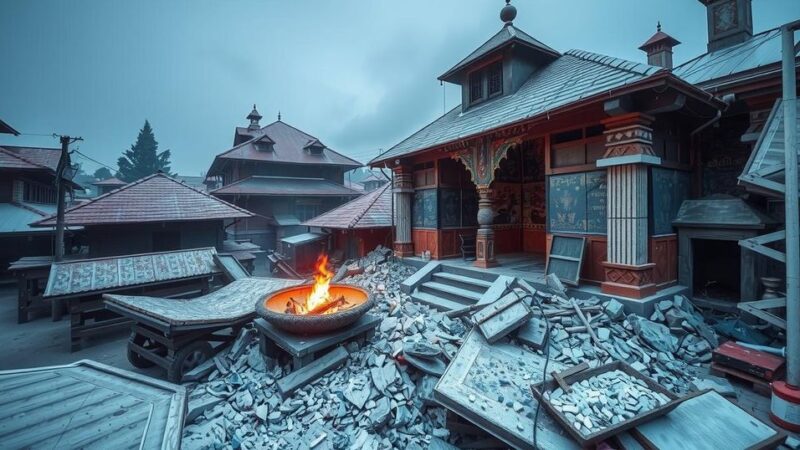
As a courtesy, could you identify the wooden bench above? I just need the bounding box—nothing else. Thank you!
[43,248,224,352]
[105,277,301,382]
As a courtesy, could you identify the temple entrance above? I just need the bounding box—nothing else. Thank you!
[490,138,547,257]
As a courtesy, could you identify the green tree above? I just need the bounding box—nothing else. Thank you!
[117,120,173,182]
[93,167,112,180]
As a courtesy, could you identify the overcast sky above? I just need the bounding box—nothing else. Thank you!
[1,0,797,176]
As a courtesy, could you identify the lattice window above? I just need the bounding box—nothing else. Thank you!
[488,62,503,97]
[469,71,483,104]
[23,180,56,204]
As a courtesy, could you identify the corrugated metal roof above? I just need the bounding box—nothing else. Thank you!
[34,173,253,226]
[208,120,362,176]
[303,183,392,229]
[372,49,663,164]
[211,175,361,197]
[439,24,560,81]
[673,28,797,87]
[0,359,186,449]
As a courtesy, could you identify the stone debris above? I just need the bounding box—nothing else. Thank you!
[543,370,671,435]
[181,246,720,449]
[182,254,471,450]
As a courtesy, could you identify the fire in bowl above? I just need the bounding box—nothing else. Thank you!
[256,255,374,334]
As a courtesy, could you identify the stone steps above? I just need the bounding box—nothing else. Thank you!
[409,265,498,311]
[431,272,493,293]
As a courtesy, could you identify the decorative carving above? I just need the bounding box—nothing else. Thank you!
[452,136,525,188]
[603,123,656,159]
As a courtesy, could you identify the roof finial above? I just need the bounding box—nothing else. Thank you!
[500,0,516,25]
[657,21,662,32]
[247,104,262,130]
[278,111,281,121]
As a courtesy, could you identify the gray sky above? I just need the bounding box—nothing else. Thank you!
[1,0,797,176]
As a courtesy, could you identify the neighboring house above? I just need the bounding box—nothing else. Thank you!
[206,106,362,252]
[370,0,798,302]
[0,142,81,277]
[92,176,127,195]
[32,173,253,258]
[174,174,212,192]
[360,171,389,192]
[303,182,392,259]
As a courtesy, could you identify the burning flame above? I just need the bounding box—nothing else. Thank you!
[306,254,333,312]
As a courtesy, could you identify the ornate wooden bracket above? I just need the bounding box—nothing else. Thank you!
[451,136,524,188]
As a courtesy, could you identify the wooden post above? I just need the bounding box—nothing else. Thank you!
[474,186,497,268]
[392,165,414,257]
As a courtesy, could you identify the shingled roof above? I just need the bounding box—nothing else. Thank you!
[92,176,127,186]
[302,183,391,229]
[211,176,361,197]
[372,49,665,165]
[33,173,253,227]
[207,120,361,177]
[0,145,61,172]
[439,23,560,82]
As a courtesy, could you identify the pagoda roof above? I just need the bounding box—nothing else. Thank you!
[208,120,361,177]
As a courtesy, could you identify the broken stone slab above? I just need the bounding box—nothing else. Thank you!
[277,346,349,398]
[402,340,441,359]
[515,317,547,349]
[604,299,625,321]
[690,375,737,398]
[402,351,447,377]
[545,273,568,298]
[186,396,225,423]
[629,315,676,353]
[369,397,392,429]
[182,356,217,383]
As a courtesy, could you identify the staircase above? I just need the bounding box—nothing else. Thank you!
[408,264,500,311]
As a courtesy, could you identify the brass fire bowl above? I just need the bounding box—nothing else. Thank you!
[256,284,374,335]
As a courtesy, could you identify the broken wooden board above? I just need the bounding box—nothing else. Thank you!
[434,328,577,450]
[277,346,349,398]
[516,317,548,349]
[630,390,784,450]
[473,291,532,344]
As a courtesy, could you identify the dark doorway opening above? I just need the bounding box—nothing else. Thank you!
[692,238,741,302]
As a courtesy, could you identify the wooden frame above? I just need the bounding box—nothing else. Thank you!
[738,297,787,330]
[530,361,687,447]
[545,235,587,286]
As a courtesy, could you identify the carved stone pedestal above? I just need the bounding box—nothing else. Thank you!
[601,261,657,299]
[475,187,497,268]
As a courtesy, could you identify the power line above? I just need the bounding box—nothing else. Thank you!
[72,149,116,172]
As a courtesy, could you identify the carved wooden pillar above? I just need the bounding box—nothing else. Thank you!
[393,166,414,257]
[598,113,661,299]
[475,186,497,268]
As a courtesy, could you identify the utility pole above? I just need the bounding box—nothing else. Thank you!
[770,20,800,433]
[54,135,82,262]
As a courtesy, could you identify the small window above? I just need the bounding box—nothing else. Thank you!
[487,62,503,97]
[469,71,484,104]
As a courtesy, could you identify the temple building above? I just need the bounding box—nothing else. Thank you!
[206,106,362,252]
[371,0,798,304]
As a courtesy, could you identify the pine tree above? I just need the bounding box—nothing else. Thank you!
[117,120,173,182]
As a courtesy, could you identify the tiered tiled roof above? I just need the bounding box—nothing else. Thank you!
[302,183,391,229]
[211,176,361,197]
[34,173,253,226]
[208,120,361,176]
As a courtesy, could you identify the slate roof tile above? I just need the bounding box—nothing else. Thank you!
[210,176,361,197]
[302,183,391,229]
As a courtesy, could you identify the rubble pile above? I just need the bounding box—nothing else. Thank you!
[182,258,469,450]
[543,370,671,435]
[520,285,718,394]
[180,249,720,449]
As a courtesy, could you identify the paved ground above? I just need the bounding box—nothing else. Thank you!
[0,284,161,378]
